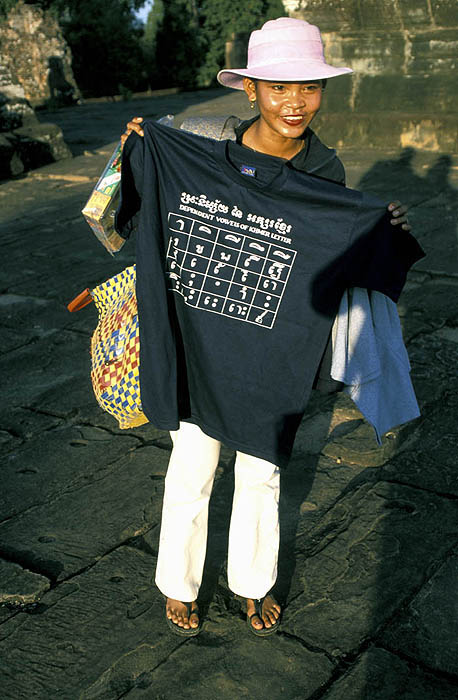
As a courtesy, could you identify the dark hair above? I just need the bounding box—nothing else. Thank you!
[251,78,327,88]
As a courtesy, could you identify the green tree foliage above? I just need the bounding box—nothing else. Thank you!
[61,0,147,96]
[0,0,19,19]
[197,0,285,86]
[146,0,285,89]
[151,0,204,89]
[21,0,146,10]
[141,0,164,83]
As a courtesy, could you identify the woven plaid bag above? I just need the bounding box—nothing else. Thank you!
[68,265,148,429]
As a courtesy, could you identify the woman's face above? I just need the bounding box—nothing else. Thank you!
[243,79,323,140]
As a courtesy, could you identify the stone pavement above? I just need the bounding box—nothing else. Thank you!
[1,90,458,699]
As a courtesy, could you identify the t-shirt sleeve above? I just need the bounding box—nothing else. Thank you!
[345,205,425,303]
[114,131,145,240]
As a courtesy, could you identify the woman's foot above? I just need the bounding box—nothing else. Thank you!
[246,595,281,633]
[166,598,200,631]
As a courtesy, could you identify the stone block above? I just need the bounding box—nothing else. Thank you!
[1,329,94,409]
[103,623,335,700]
[323,32,405,75]
[281,452,374,554]
[398,282,458,345]
[283,481,457,654]
[293,0,362,31]
[408,29,458,75]
[408,332,458,408]
[72,401,171,449]
[0,292,78,345]
[0,406,61,443]
[0,62,36,131]
[355,148,451,206]
[359,0,402,29]
[381,553,458,676]
[313,112,458,154]
[5,253,124,307]
[321,73,353,112]
[0,547,180,697]
[322,420,418,467]
[0,446,168,581]
[0,95,35,131]
[397,0,434,27]
[430,0,458,27]
[321,646,458,699]
[1,425,139,519]
[406,193,458,277]
[0,133,23,180]
[0,559,50,605]
[13,122,72,170]
[0,543,334,699]
[355,75,458,112]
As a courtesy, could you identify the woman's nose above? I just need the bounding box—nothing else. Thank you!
[286,90,306,108]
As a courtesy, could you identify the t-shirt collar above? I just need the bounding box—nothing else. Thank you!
[214,139,291,192]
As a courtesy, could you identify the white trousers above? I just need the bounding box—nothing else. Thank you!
[155,422,280,601]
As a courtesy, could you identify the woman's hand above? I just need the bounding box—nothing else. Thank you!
[120,116,144,148]
[388,200,411,231]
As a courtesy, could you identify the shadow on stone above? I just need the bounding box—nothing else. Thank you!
[356,151,458,696]
[357,147,458,276]
[47,56,77,109]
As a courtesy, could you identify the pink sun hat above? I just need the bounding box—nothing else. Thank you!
[217,17,353,90]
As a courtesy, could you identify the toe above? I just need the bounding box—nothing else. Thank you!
[262,598,281,627]
[178,616,188,628]
[264,611,275,626]
[251,615,264,630]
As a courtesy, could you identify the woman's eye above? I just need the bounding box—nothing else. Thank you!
[272,85,285,91]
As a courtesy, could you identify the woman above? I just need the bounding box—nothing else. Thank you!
[120,17,412,637]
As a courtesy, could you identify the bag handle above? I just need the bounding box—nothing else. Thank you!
[67,289,93,312]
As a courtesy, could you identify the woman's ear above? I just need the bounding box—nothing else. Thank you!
[242,78,257,102]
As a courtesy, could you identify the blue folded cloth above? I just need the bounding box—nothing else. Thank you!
[331,288,420,444]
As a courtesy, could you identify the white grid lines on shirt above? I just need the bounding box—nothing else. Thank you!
[166,212,296,329]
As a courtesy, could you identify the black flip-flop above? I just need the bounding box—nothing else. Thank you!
[247,595,281,637]
[165,600,202,637]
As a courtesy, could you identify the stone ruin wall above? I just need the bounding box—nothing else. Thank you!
[288,0,458,151]
[0,1,75,178]
[0,0,78,107]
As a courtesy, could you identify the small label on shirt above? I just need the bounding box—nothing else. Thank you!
[240,165,256,177]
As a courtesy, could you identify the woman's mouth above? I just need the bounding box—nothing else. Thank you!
[280,115,306,127]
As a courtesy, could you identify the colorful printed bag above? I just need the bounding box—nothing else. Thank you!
[68,265,148,429]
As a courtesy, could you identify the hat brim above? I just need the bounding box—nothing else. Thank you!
[217,61,353,90]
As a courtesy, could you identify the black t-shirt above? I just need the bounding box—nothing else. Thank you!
[116,120,424,467]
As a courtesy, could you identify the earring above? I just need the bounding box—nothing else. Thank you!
[250,99,256,110]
